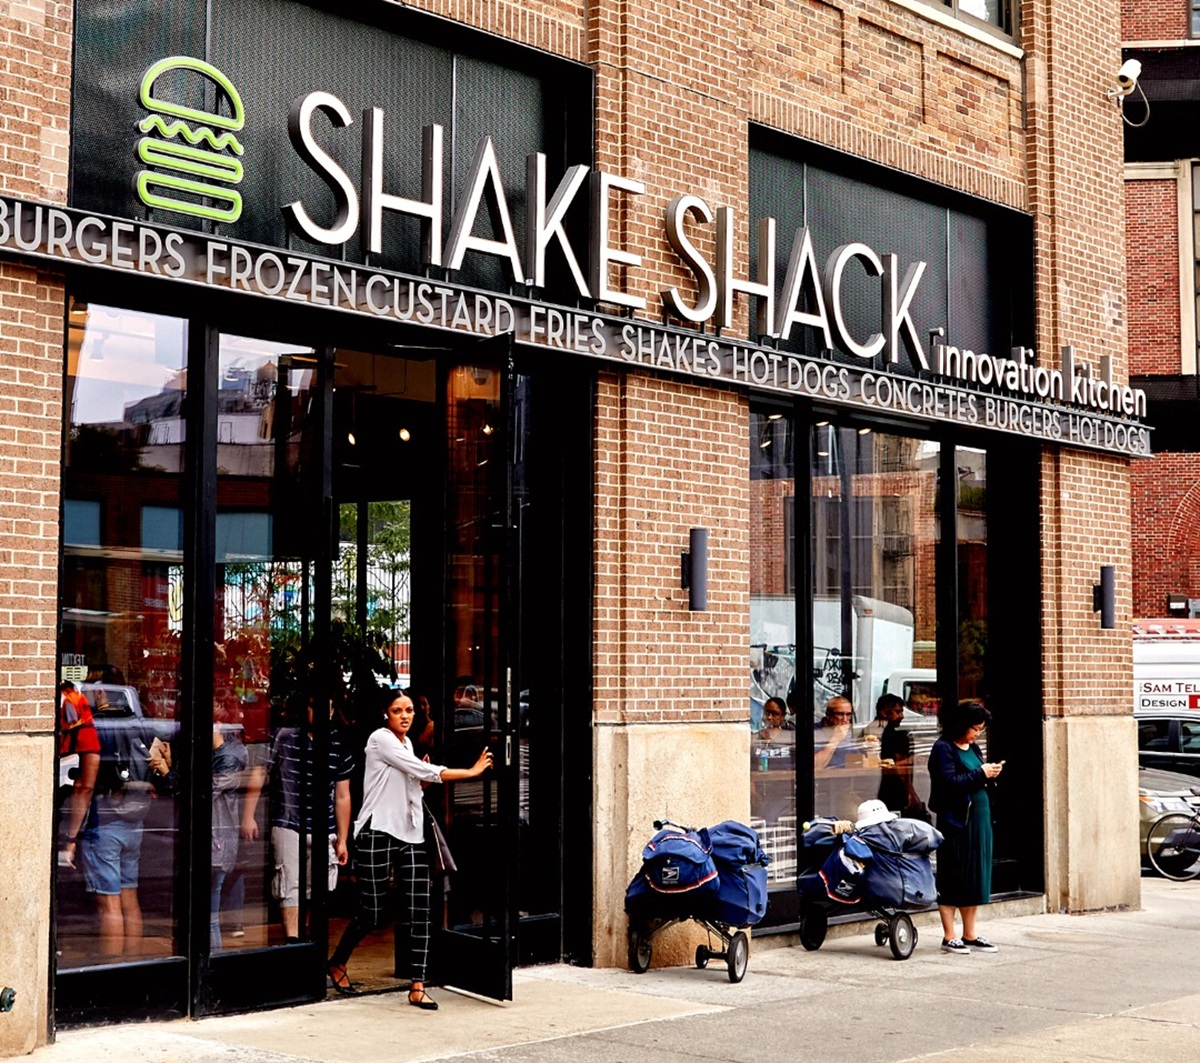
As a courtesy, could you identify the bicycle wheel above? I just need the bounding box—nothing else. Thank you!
[1146,812,1200,880]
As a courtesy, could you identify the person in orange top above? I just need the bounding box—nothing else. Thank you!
[58,680,101,869]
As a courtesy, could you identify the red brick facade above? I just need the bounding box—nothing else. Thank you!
[1120,8,1200,624]
[1126,177,1183,376]
[0,0,1147,1046]
[0,0,71,736]
[1122,1,1186,41]
[1132,453,1200,618]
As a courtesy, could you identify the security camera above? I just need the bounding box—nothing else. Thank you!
[1115,58,1142,95]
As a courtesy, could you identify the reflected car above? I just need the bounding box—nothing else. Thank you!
[1139,765,1200,868]
[448,705,487,759]
[1136,709,1200,780]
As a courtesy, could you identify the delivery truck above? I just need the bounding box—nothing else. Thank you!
[751,594,923,728]
[1133,619,1200,713]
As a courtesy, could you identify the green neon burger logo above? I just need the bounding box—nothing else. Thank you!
[135,57,245,224]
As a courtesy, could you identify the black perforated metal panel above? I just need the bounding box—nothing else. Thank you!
[750,137,1031,373]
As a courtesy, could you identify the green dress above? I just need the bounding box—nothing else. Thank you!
[935,745,993,906]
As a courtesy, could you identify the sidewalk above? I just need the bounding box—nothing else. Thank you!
[29,876,1200,1063]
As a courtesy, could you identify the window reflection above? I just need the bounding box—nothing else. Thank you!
[56,303,186,968]
[957,447,987,702]
[810,427,940,822]
[749,412,797,888]
[213,335,321,951]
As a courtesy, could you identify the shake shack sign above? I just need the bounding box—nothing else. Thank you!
[47,54,1147,456]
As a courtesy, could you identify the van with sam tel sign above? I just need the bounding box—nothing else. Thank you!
[1134,622,1200,780]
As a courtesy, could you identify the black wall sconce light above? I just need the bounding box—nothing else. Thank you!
[681,528,708,611]
[1092,565,1115,629]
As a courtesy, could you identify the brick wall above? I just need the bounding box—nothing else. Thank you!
[749,1,1026,210]
[593,371,749,727]
[1122,0,1186,41]
[1022,2,1132,712]
[405,0,586,60]
[1131,452,1200,618]
[0,0,70,736]
[1126,177,1182,375]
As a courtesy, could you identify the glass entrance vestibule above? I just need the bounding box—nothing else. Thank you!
[53,295,593,1025]
[747,408,1047,929]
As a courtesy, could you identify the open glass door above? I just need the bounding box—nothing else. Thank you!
[323,340,516,1000]
[431,351,517,1000]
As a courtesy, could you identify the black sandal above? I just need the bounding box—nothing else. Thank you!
[408,989,438,1010]
[327,964,358,996]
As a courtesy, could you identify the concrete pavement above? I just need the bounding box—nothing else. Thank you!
[27,876,1200,1063]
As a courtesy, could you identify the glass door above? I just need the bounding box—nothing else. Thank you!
[431,352,517,1000]
[324,341,517,1001]
[197,333,333,1014]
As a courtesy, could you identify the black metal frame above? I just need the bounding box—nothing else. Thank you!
[51,269,595,1028]
[750,405,1045,932]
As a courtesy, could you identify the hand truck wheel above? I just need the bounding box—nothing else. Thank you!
[727,931,749,983]
[799,905,827,951]
[695,944,710,969]
[629,926,652,973]
[874,923,888,947]
[887,912,916,960]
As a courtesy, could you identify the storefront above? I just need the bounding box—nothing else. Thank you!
[0,0,1144,1051]
[50,0,597,1025]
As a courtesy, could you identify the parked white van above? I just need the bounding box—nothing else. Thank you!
[1133,623,1200,713]
[1133,621,1200,780]
[882,668,939,717]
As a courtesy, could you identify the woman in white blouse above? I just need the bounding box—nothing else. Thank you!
[327,689,492,1009]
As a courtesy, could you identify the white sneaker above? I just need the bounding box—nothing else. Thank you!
[941,938,971,955]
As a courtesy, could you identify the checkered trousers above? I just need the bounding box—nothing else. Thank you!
[353,826,431,981]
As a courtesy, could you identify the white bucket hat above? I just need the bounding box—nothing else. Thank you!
[855,798,899,829]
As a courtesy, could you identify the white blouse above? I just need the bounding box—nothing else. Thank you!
[353,728,446,844]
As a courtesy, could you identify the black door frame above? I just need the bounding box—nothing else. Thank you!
[52,277,593,1024]
[748,404,1045,933]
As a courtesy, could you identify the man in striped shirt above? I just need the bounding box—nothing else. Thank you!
[241,696,355,943]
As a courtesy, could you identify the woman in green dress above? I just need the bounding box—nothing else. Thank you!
[927,699,1005,955]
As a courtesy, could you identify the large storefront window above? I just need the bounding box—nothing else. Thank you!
[57,303,187,967]
[748,412,1015,923]
[811,427,941,821]
[749,410,797,890]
